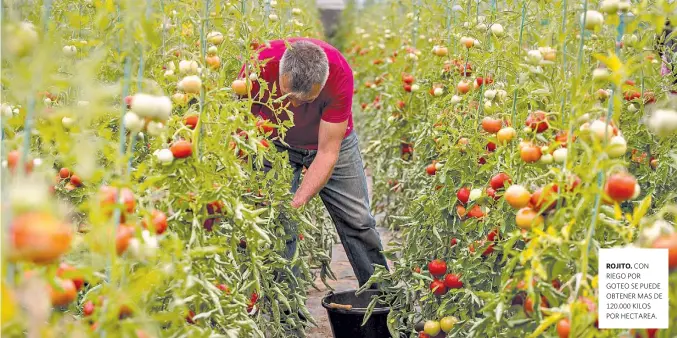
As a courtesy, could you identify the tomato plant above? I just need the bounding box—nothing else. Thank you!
[1,1,337,337]
[346,0,677,337]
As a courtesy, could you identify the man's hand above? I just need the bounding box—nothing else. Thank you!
[291,119,348,208]
[291,198,303,209]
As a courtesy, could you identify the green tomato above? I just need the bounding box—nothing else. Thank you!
[440,316,458,333]
[423,320,441,336]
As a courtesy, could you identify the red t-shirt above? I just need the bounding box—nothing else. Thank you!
[238,38,354,150]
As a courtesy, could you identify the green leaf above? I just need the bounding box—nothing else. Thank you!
[632,195,652,227]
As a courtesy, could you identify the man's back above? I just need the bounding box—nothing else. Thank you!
[241,38,354,150]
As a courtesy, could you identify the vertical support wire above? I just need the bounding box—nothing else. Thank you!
[475,0,485,131]
[105,56,133,281]
[576,0,589,75]
[446,1,451,48]
[451,0,457,54]
[562,0,588,173]
[264,0,271,28]
[510,0,527,125]
[412,0,421,48]
[555,0,571,212]
[161,0,166,56]
[197,0,211,159]
[41,0,54,32]
[559,0,568,124]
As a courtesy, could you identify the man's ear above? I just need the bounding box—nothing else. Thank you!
[280,73,290,91]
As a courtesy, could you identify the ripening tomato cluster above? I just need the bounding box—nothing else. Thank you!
[426,260,464,296]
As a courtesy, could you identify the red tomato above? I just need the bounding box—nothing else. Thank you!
[566,174,582,192]
[425,163,437,176]
[50,278,77,307]
[530,184,559,211]
[397,100,406,109]
[486,187,499,200]
[116,224,135,255]
[9,212,73,265]
[456,204,467,218]
[419,332,431,338]
[430,279,447,296]
[403,84,412,92]
[486,141,497,152]
[551,279,561,290]
[99,186,136,214]
[457,187,471,205]
[247,292,259,312]
[402,74,415,84]
[467,205,485,218]
[457,81,471,94]
[487,228,500,242]
[183,114,199,129]
[557,319,570,338]
[124,95,133,108]
[186,310,196,324]
[554,131,573,147]
[56,262,84,291]
[70,174,83,187]
[450,237,458,246]
[525,111,549,133]
[604,173,637,202]
[524,295,548,315]
[476,76,492,86]
[481,117,503,134]
[482,242,495,256]
[520,143,542,163]
[652,233,677,270]
[141,209,168,235]
[624,90,641,101]
[428,259,447,277]
[490,173,511,190]
[216,284,230,294]
[170,140,193,158]
[59,168,71,179]
[256,118,275,134]
[444,273,463,289]
[83,300,95,316]
[7,150,34,174]
[401,142,413,154]
[643,91,656,104]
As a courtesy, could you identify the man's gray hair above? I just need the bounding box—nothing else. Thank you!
[279,40,330,97]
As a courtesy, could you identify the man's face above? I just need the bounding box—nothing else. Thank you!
[280,73,323,107]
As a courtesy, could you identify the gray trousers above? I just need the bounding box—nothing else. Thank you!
[318,9,342,39]
[264,132,388,287]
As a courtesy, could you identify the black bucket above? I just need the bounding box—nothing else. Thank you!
[322,289,391,338]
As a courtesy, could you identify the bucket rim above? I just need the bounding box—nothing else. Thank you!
[321,289,391,314]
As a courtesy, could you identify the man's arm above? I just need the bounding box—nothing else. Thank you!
[291,119,348,208]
